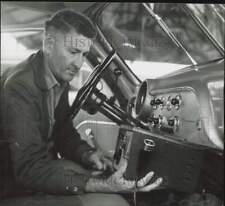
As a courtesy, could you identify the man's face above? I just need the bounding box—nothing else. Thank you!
[48,29,92,83]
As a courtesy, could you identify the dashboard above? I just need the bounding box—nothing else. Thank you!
[134,60,224,150]
[113,59,224,195]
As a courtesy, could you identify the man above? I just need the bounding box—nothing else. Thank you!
[2,9,162,206]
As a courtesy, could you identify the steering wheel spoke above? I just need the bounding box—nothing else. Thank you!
[70,50,116,119]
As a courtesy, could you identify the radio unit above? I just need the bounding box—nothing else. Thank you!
[113,125,222,194]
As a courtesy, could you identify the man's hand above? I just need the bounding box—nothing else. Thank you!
[88,150,113,171]
[105,160,163,192]
[85,159,163,193]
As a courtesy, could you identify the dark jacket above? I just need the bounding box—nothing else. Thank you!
[2,50,95,195]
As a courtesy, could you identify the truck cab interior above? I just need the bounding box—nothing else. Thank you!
[1,2,224,206]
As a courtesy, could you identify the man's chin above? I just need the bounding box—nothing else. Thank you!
[59,75,74,83]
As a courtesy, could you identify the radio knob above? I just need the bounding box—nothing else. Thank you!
[144,139,156,152]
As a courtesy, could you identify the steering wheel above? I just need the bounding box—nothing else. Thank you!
[69,50,116,119]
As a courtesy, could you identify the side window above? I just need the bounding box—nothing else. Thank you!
[1,31,42,75]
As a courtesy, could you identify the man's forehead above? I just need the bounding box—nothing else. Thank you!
[62,32,92,51]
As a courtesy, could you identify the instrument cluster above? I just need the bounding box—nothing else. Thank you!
[134,79,205,144]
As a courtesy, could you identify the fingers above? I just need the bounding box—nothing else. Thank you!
[137,171,154,187]
[114,159,127,177]
[106,166,162,192]
[90,153,104,170]
[138,177,163,192]
[101,156,114,171]
[119,172,162,192]
[96,155,113,171]
[91,170,104,176]
[136,171,163,192]
[90,151,114,171]
[95,158,104,170]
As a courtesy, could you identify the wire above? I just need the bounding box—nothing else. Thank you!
[133,177,138,206]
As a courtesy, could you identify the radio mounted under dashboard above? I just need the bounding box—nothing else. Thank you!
[113,125,224,195]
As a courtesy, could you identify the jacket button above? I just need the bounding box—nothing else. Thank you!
[66,186,78,193]
[73,186,78,192]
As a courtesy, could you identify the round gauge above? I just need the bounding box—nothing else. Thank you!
[135,80,154,121]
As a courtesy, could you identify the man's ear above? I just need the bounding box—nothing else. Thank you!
[44,34,55,54]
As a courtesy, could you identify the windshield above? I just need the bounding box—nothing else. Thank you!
[98,3,224,80]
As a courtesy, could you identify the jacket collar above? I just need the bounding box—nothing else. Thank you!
[31,49,49,91]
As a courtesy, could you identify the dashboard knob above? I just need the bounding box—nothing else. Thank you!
[158,115,163,125]
[154,118,159,124]
[171,98,179,105]
[148,117,159,126]
[150,99,155,105]
[155,99,163,105]
[168,119,175,126]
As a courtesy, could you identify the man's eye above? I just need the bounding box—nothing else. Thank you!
[70,51,77,54]
[83,53,89,57]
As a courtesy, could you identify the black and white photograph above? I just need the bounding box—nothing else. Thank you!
[0,2,224,206]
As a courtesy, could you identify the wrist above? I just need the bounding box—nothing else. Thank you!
[81,149,96,167]
[85,177,110,193]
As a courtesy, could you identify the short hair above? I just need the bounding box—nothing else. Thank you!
[44,9,97,39]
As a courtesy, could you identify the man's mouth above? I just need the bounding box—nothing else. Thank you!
[66,67,79,75]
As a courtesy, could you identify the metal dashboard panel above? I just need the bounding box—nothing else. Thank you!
[150,87,206,145]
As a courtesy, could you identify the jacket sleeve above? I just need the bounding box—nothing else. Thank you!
[52,86,96,168]
[3,80,91,195]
